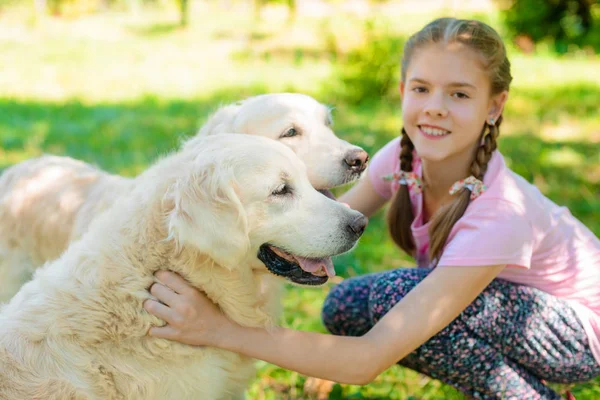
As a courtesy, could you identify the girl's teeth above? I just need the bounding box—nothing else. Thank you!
[421,126,449,136]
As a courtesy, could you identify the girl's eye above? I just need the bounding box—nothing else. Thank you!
[272,183,292,196]
[453,92,470,99]
[280,127,298,138]
[412,86,428,93]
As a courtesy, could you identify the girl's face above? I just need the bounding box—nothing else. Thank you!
[400,43,507,165]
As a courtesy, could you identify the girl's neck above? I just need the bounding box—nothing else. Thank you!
[423,157,470,198]
[420,153,472,222]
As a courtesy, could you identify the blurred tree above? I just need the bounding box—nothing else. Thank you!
[179,0,188,26]
[254,0,296,22]
[501,0,599,53]
[330,19,405,104]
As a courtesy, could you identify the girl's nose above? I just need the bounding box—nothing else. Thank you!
[424,93,448,118]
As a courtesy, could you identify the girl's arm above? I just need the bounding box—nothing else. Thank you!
[338,174,388,218]
[145,264,505,385]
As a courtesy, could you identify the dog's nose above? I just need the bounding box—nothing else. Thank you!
[344,149,369,173]
[348,214,368,237]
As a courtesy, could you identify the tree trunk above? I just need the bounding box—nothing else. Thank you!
[179,0,189,27]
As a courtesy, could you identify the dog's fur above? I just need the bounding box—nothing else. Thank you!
[0,93,367,302]
[0,134,365,400]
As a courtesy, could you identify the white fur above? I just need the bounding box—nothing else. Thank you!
[0,135,364,400]
[0,93,365,302]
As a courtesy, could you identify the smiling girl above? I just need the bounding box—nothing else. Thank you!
[144,18,600,399]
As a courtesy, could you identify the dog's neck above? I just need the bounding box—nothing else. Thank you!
[78,178,276,329]
[174,251,278,328]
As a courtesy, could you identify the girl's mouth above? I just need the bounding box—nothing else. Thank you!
[418,125,450,140]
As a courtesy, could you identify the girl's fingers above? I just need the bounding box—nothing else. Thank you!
[148,324,181,340]
[155,270,193,295]
[143,299,177,324]
[149,282,179,306]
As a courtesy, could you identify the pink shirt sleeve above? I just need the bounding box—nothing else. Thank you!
[367,137,401,200]
[438,200,534,269]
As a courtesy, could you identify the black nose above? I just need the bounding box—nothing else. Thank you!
[347,214,368,237]
[344,149,369,173]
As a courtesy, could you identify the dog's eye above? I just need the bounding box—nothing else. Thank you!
[280,127,298,138]
[271,183,292,196]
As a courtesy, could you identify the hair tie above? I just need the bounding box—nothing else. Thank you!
[449,176,487,200]
[383,171,423,194]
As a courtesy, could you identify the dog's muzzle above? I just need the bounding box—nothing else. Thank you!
[257,244,329,286]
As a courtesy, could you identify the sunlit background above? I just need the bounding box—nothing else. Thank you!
[1,0,599,398]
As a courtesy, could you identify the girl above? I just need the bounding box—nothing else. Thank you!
[143,18,600,399]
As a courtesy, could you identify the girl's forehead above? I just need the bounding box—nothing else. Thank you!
[406,43,489,86]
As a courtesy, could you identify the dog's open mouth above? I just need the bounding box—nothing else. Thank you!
[257,244,335,286]
[317,189,336,200]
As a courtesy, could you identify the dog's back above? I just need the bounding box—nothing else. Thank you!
[0,156,131,302]
[0,211,253,400]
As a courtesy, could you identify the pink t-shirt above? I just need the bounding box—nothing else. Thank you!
[368,136,600,365]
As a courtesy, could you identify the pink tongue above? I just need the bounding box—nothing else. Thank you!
[295,256,335,277]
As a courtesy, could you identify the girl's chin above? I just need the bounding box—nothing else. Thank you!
[411,144,453,163]
[416,152,451,163]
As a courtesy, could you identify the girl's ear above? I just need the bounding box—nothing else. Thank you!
[399,81,406,100]
[488,90,509,122]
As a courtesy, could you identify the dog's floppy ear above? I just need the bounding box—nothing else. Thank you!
[164,163,250,268]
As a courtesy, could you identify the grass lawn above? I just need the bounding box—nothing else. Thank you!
[0,2,599,398]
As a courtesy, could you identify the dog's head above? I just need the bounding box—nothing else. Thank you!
[187,93,369,191]
[165,134,367,285]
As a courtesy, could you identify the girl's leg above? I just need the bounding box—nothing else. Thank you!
[321,271,385,336]
[322,268,600,399]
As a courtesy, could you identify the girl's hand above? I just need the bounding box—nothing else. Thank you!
[143,270,230,347]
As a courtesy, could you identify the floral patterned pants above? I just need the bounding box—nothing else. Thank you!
[321,267,600,399]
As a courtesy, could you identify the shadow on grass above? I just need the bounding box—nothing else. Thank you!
[0,88,269,175]
[508,83,600,121]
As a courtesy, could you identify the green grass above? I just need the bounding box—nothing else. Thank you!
[1,3,599,399]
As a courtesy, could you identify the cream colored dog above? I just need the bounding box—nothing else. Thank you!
[0,93,368,302]
[0,134,367,400]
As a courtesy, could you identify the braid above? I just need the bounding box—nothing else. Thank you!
[428,116,503,265]
[399,129,414,172]
[471,115,502,179]
[387,129,417,255]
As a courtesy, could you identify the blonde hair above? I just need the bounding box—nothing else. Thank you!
[387,18,513,264]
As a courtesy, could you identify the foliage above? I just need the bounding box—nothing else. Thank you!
[327,19,405,105]
[501,0,600,53]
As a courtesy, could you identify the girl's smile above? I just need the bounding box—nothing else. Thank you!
[418,124,451,140]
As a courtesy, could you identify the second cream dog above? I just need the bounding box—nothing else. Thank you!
[0,93,368,302]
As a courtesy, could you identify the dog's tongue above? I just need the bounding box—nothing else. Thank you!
[295,256,336,277]
[269,246,336,277]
